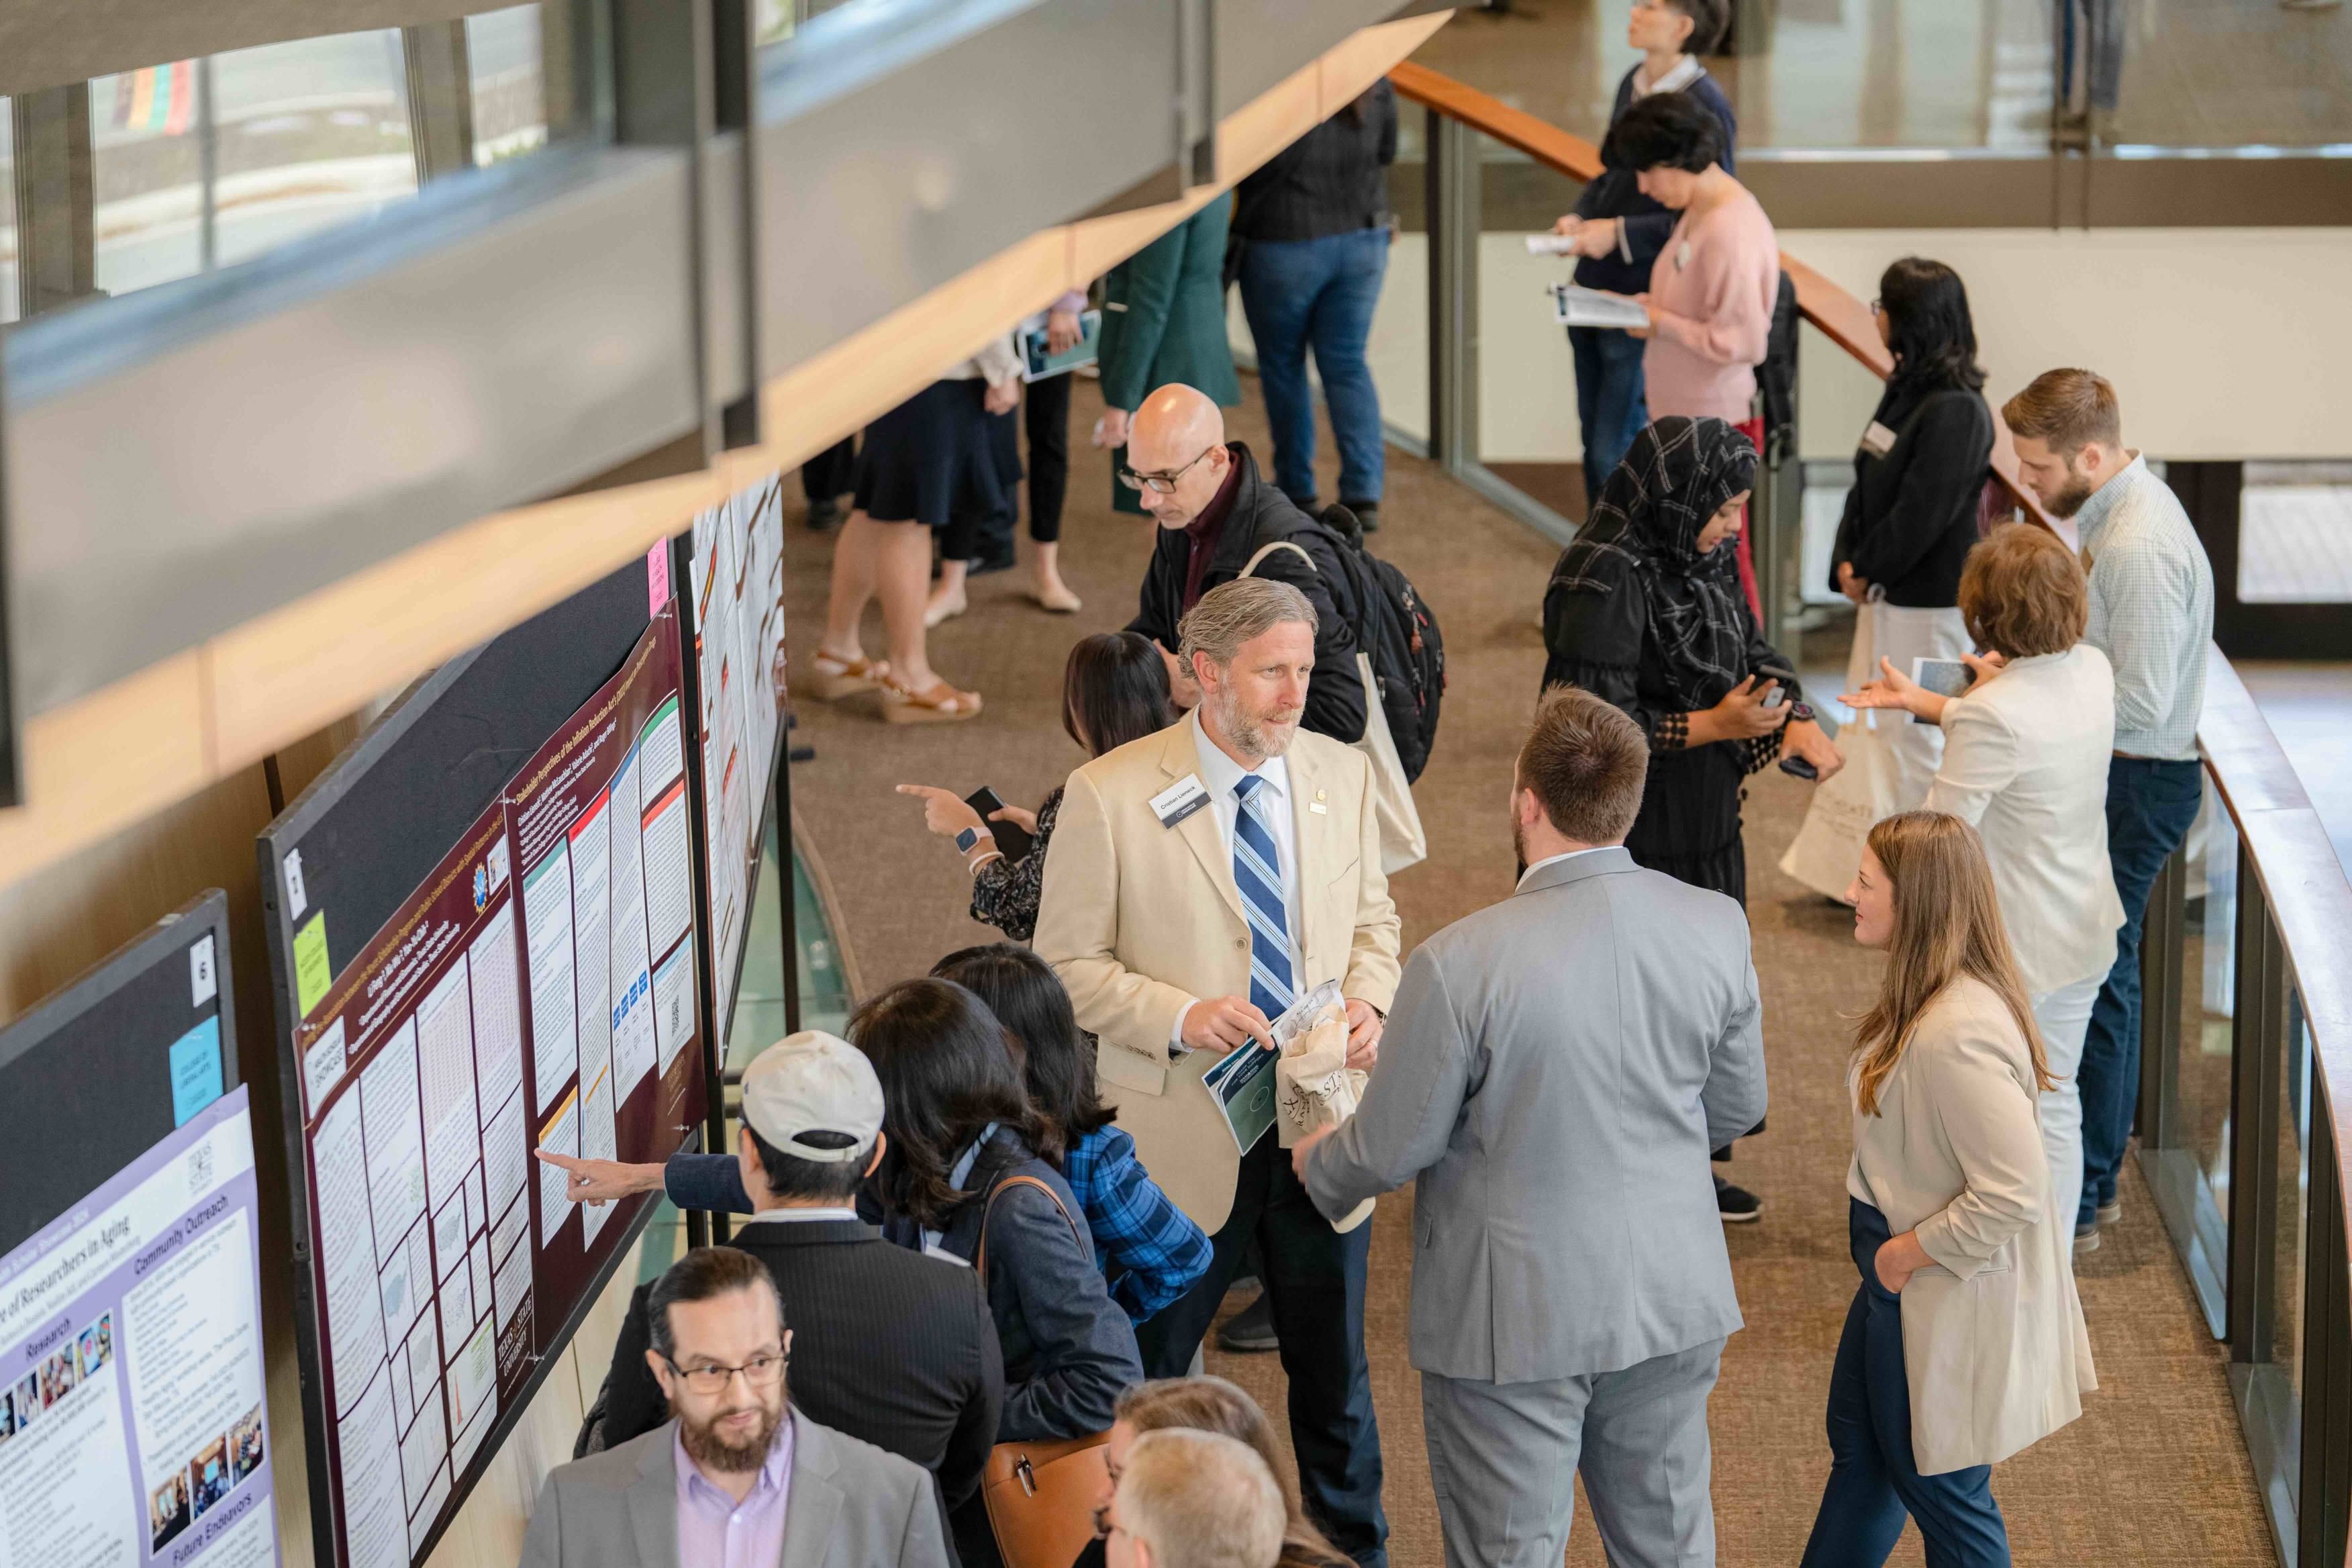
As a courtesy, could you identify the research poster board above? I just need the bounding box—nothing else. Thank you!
[685,473,786,1045]
[0,893,279,1568]
[262,560,706,1568]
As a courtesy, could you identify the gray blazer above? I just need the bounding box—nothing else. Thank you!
[519,1409,952,1568]
[1303,848,1767,1383]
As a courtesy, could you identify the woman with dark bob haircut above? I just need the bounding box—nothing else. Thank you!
[857,977,1143,1564]
[899,630,1177,941]
[1781,256,1998,901]
[932,944,1210,1324]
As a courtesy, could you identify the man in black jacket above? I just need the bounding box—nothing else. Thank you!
[583,1034,1002,1545]
[1122,383,1367,748]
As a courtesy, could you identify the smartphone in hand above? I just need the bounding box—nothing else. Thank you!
[965,787,1034,861]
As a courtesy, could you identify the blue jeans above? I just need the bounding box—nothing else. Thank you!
[1568,325,1649,507]
[1238,228,1389,509]
[2077,755,2206,1227]
[1800,1201,2011,1568]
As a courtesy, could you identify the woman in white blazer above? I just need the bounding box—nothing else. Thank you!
[1799,811,2095,1568]
[1845,523,2126,1259]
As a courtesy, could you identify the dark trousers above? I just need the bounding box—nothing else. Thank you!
[1800,1200,2010,1568]
[1132,1134,1386,1567]
[801,435,856,503]
[1567,324,1649,507]
[2077,756,2204,1228]
[1024,368,1072,544]
[963,375,1073,564]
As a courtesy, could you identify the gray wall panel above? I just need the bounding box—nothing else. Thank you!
[5,146,700,714]
[756,0,1179,370]
[1212,0,1398,120]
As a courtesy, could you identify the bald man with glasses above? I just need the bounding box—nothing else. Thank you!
[1120,384,1367,748]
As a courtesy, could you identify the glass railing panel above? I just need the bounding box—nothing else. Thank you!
[2185,783,2241,1253]
[2090,5,2352,152]
[2274,988,2314,1508]
[16,3,601,322]
[1,97,17,324]
[1475,134,1586,519]
[1405,0,2054,155]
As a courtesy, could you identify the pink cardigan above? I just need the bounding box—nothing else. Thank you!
[1642,185,1778,424]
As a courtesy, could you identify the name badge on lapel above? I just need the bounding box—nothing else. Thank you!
[1860,420,1898,458]
[1151,774,1212,829]
[1310,789,1328,817]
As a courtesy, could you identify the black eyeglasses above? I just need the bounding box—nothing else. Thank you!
[658,1350,786,1396]
[1869,298,1884,316]
[1118,444,1218,495]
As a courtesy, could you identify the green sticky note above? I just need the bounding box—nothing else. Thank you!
[294,914,332,1014]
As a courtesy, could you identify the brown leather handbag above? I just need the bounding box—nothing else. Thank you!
[975,1174,1114,1568]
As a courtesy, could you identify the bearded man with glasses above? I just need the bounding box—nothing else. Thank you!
[522,1246,951,1568]
[1119,383,1369,750]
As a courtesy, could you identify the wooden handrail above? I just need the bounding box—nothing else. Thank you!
[1388,61,2053,532]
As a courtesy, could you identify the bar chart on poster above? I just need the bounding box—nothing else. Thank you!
[685,473,786,1048]
[0,893,279,1568]
[259,557,708,1568]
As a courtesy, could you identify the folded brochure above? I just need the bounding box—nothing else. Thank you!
[1199,981,1346,1157]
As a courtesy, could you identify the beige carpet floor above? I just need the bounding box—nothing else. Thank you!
[777,375,2274,1566]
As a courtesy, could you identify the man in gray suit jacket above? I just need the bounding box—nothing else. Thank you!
[1296,686,1767,1568]
[522,1246,950,1568]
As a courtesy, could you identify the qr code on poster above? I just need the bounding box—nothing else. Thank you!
[189,1141,215,1199]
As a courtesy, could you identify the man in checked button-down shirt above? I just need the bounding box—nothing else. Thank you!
[2002,367,2214,1258]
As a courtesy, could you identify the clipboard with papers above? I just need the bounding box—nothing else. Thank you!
[1548,282,1650,331]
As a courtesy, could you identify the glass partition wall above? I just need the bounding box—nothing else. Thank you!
[2141,742,2352,1568]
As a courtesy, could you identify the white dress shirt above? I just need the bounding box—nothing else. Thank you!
[2076,452,2214,762]
[1171,711,1308,1050]
[736,1206,861,1227]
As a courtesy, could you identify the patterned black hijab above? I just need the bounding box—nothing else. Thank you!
[1553,417,1758,711]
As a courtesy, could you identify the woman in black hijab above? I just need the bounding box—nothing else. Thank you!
[1543,416,1842,904]
[1543,417,1841,1223]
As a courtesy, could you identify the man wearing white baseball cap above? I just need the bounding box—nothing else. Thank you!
[556,1032,1004,1542]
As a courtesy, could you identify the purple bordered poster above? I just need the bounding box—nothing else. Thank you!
[0,1087,278,1568]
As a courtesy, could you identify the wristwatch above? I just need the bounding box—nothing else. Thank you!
[954,826,982,854]
[1788,700,1816,724]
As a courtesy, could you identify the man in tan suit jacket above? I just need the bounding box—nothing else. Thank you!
[1035,573,1400,1567]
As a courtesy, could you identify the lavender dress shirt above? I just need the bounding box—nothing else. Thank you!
[675,1417,796,1568]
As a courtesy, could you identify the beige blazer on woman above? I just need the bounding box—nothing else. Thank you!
[1847,975,2096,1474]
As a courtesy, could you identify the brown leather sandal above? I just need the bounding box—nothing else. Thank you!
[879,673,982,724]
[807,650,889,701]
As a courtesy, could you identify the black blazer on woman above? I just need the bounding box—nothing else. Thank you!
[1830,383,1996,608]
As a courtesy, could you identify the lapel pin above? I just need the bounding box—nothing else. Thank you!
[1311,788,1328,816]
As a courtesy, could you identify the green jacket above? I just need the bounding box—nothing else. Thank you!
[1096,195,1241,415]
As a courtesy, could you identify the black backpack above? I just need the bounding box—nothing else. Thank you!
[1757,269,1800,462]
[1245,506,1446,783]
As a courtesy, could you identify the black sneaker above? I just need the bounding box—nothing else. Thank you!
[806,496,843,534]
[1716,1177,1763,1224]
[1342,500,1381,534]
[1216,1292,1279,1353]
[967,548,1019,577]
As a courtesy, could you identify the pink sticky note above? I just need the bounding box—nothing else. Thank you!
[646,542,672,614]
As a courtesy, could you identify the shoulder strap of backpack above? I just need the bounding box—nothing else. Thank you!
[975,1173,1085,1287]
[1240,538,1318,579]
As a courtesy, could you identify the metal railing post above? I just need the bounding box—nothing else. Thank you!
[2301,1087,2351,1567]
[1425,106,1477,475]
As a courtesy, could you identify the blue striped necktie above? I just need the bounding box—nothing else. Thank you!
[1230,775,1295,1023]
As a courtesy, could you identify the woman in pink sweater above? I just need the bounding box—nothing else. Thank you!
[1610,90,1777,617]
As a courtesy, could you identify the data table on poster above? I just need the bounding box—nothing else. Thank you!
[0,894,279,1568]
[279,606,705,1568]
